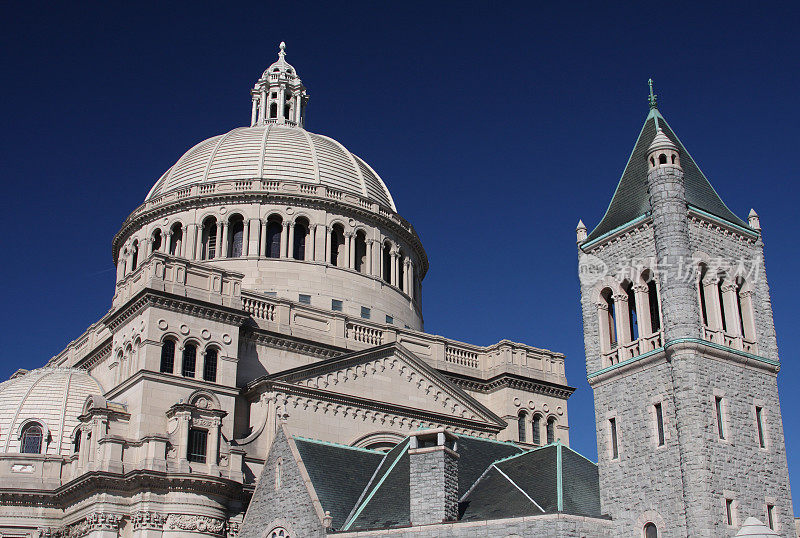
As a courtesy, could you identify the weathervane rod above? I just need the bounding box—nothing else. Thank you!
[648,78,658,110]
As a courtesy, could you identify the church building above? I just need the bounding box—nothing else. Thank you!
[0,44,793,538]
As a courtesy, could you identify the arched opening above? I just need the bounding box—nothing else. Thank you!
[671,154,676,164]
[647,277,660,333]
[354,230,367,273]
[131,240,139,271]
[269,102,277,119]
[203,347,218,383]
[330,224,345,267]
[266,217,283,258]
[546,417,556,444]
[698,264,709,326]
[160,339,176,374]
[398,249,406,292]
[73,429,81,454]
[532,414,542,445]
[151,229,162,254]
[169,223,183,256]
[284,103,291,119]
[182,343,197,378]
[228,215,244,258]
[21,423,44,454]
[382,242,392,283]
[644,522,658,538]
[623,280,639,341]
[658,153,667,165]
[201,217,218,260]
[600,288,617,353]
[650,156,655,166]
[717,278,728,332]
[293,218,308,260]
[517,410,528,443]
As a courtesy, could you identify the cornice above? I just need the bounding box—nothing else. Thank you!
[444,372,576,399]
[240,326,345,361]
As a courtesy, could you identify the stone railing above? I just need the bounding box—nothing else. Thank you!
[602,331,663,366]
[113,252,243,310]
[702,326,758,354]
[124,178,416,238]
[239,289,567,382]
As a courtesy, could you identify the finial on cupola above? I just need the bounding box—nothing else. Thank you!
[576,219,587,244]
[749,209,761,231]
[278,41,287,61]
[648,79,658,110]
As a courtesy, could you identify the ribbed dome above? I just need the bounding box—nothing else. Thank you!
[146,124,397,211]
[0,368,103,455]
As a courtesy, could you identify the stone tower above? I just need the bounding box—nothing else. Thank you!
[577,84,794,537]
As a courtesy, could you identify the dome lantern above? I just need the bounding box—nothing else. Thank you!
[250,42,309,127]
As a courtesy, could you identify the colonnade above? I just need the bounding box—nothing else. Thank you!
[698,270,756,343]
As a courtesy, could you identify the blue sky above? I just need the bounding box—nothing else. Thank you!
[2,0,799,505]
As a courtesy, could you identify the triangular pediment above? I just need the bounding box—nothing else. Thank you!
[268,343,504,428]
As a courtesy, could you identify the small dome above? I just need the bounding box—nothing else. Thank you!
[146,124,397,210]
[0,367,103,455]
[259,41,298,80]
[648,128,678,154]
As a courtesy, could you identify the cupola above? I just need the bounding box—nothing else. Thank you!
[250,42,309,127]
[647,128,680,171]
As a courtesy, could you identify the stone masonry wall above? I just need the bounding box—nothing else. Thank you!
[409,448,458,525]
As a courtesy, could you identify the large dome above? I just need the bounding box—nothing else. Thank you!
[146,124,397,211]
[0,368,103,456]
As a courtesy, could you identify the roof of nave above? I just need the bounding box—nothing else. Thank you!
[584,97,748,244]
[0,367,103,456]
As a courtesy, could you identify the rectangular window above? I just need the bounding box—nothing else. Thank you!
[385,315,393,324]
[299,294,311,305]
[715,396,725,440]
[187,428,208,463]
[766,504,775,529]
[756,406,766,448]
[725,498,734,525]
[361,306,371,320]
[655,402,665,446]
[609,418,618,460]
[331,299,343,312]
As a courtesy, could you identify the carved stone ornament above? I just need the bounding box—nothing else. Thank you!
[132,511,165,530]
[227,521,240,537]
[165,514,226,535]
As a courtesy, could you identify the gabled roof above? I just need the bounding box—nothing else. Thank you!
[585,107,748,244]
[460,442,602,521]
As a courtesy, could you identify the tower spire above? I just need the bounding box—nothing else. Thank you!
[648,79,658,110]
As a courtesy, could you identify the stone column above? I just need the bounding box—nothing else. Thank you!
[346,232,354,269]
[613,293,632,347]
[242,219,250,257]
[280,221,290,258]
[185,223,198,260]
[219,222,228,258]
[176,409,191,472]
[633,284,652,336]
[391,251,398,287]
[165,231,173,256]
[261,220,269,257]
[251,98,258,126]
[367,240,374,275]
[195,225,203,260]
[702,276,723,334]
[407,260,415,300]
[287,221,295,259]
[295,94,302,123]
[306,225,315,261]
[325,226,332,264]
[720,281,742,337]
[278,86,285,121]
[260,90,267,122]
[208,417,221,468]
[215,222,224,259]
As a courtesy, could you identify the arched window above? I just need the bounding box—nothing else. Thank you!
[354,231,367,273]
[228,215,244,258]
[151,229,162,254]
[532,414,542,445]
[21,423,44,454]
[182,343,197,378]
[160,339,175,374]
[269,529,289,538]
[131,240,139,270]
[201,217,217,260]
[546,417,556,444]
[647,279,660,333]
[382,242,392,283]
[398,250,406,292]
[658,153,667,164]
[717,279,728,332]
[169,223,183,256]
[73,429,82,454]
[644,522,658,538]
[517,411,528,442]
[330,224,345,267]
[203,348,218,382]
[600,288,617,352]
[293,219,308,260]
[269,102,278,119]
[266,219,282,258]
[623,281,638,341]
[698,264,709,326]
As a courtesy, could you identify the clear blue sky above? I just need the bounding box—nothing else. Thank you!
[2,0,799,505]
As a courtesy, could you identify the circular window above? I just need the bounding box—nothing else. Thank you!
[270,528,289,538]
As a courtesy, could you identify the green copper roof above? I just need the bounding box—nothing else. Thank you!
[585,107,748,243]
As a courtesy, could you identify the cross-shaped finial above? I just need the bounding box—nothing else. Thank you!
[648,78,658,109]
